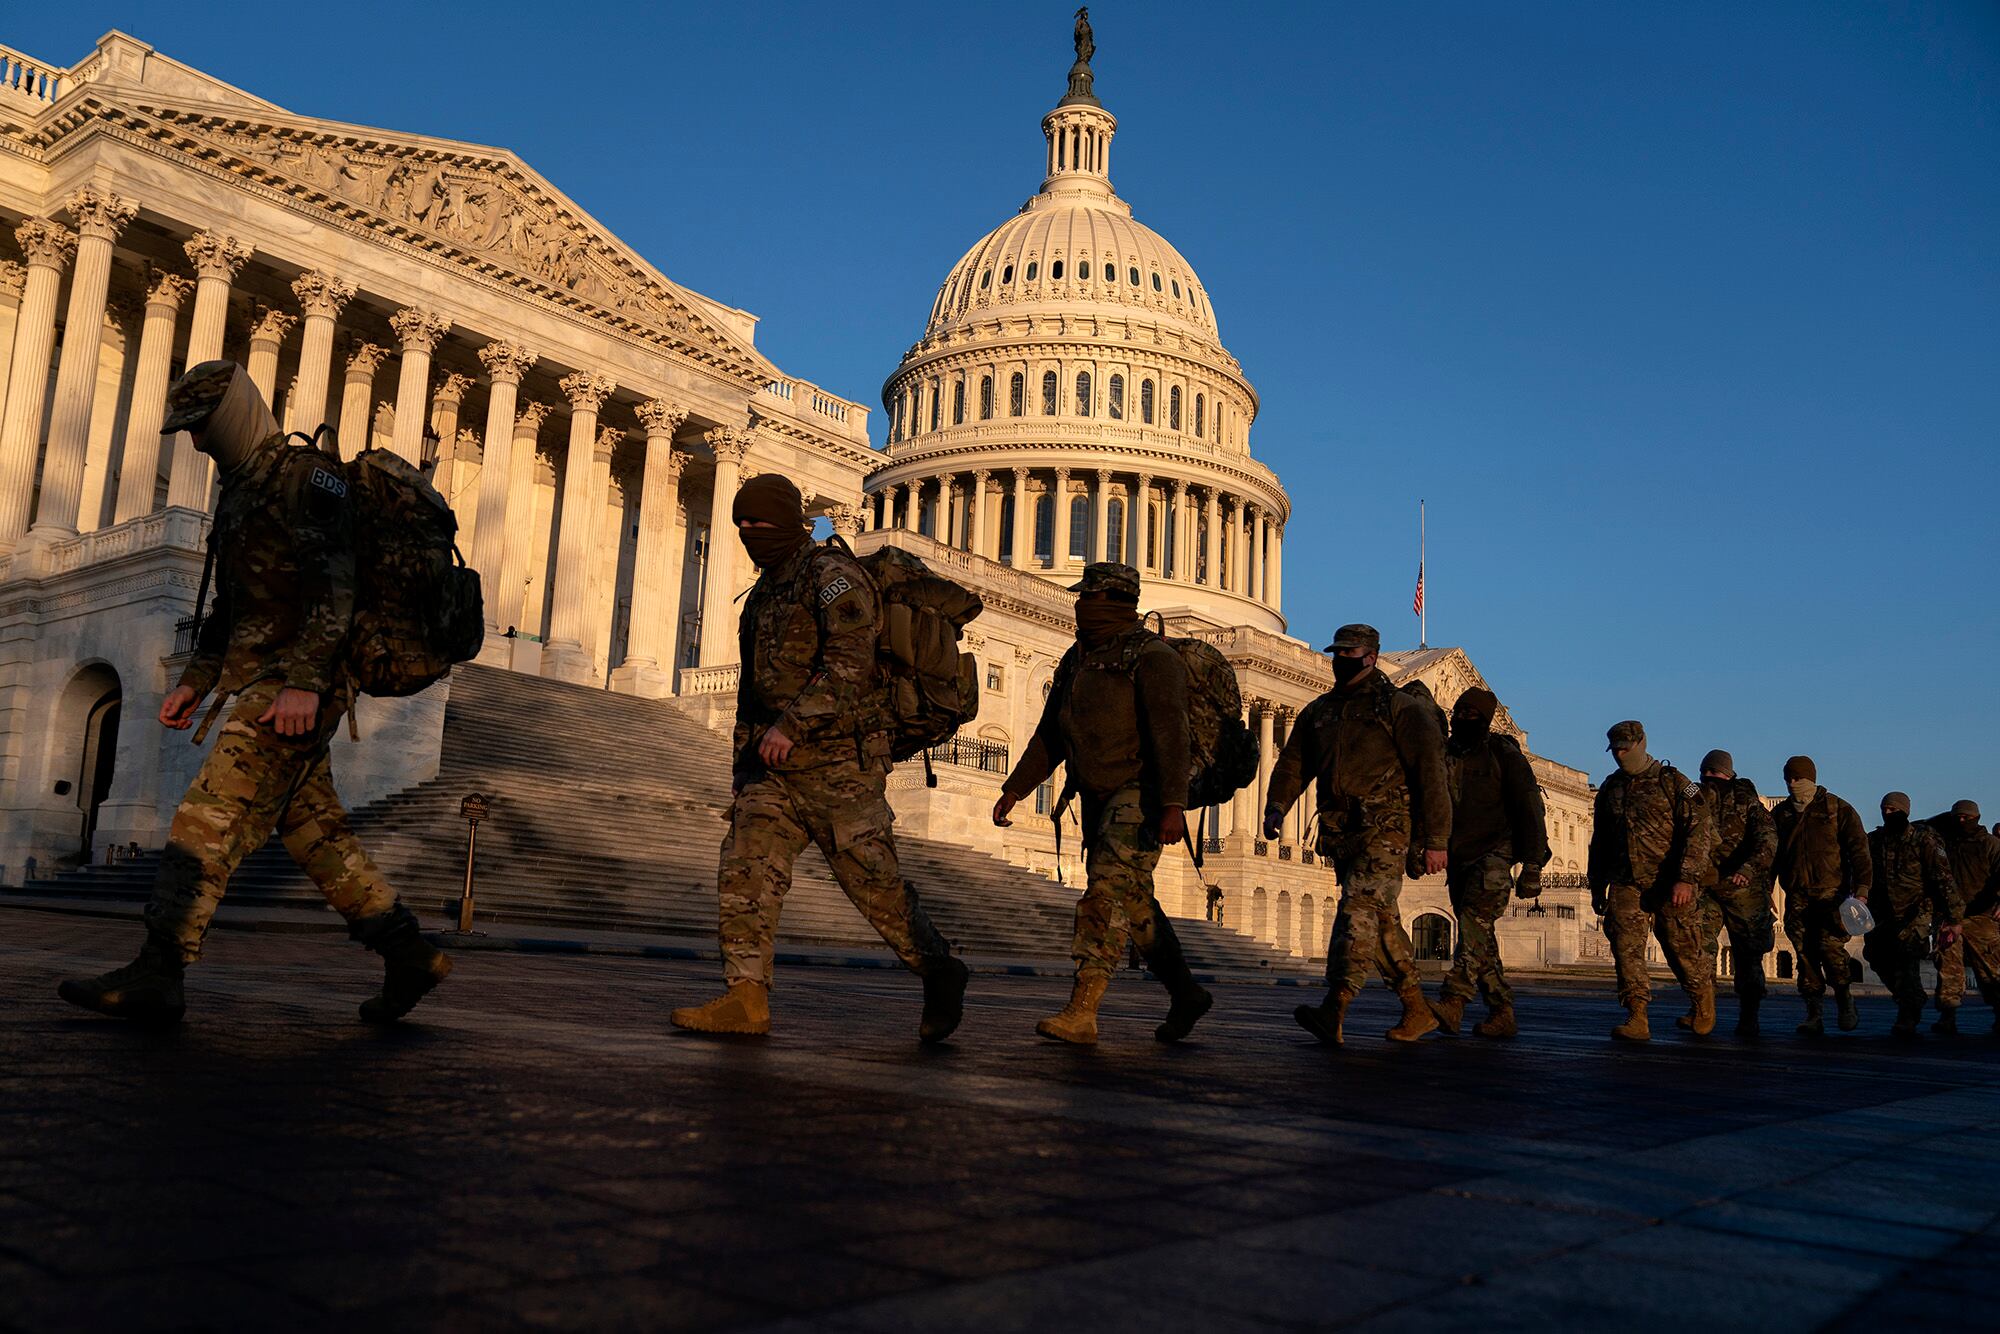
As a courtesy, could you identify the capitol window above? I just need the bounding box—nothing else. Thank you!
[953,380,965,425]
[929,380,941,432]
[1079,261,1091,281]
[1151,272,1162,292]
[1075,372,1092,416]
[1108,374,1125,419]
[1026,260,1039,281]
[1172,279,1182,298]
[1010,372,1025,416]
[980,376,994,420]
[1069,496,1090,558]
[1129,266,1140,286]
[1194,393,1205,437]
[980,269,991,289]
[1107,498,1124,559]
[1035,494,1054,560]
[1042,371,1058,416]
[1169,385,1182,430]
[1001,264,1014,284]
[1051,259,1065,280]
[1140,379,1155,424]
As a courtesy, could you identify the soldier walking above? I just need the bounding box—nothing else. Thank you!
[1770,756,1872,1036]
[1427,688,1548,1040]
[670,476,968,1041]
[59,362,451,1025]
[1694,750,1778,1036]
[1923,800,2000,1034]
[1864,793,1960,1041]
[994,563,1212,1045]
[1587,721,1715,1042]
[1267,624,1450,1045]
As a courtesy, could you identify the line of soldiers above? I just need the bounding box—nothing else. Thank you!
[55,369,2000,1045]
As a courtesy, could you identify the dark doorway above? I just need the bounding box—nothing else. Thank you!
[1412,912,1453,961]
[77,688,122,860]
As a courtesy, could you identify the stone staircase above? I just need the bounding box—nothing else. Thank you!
[11,664,1309,974]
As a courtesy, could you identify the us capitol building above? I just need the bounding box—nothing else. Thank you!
[1,27,1780,981]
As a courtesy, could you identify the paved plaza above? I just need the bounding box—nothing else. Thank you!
[4,911,1997,1332]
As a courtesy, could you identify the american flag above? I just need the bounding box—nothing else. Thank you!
[1413,561,1425,617]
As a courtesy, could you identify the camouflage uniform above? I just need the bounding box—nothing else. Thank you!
[1588,760,1715,1009]
[148,435,399,960]
[1440,732,1549,1009]
[718,539,952,987]
[1771,789,1872,999]
[1924,815,2000,1014]
[1863,820,1959,1015]
[1266,670,1451,997]
[1697,777,1778,1002]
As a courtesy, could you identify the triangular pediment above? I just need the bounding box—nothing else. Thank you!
[1380,646,1525,742]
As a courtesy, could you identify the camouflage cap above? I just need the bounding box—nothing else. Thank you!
[1881,791,1911,813]
[161,360,241,434]
[1700,749,1734,776]
[1323,623,1380,653]
[1067,561,1141,601]
[1606,720,1645,751]
[1453,687,1498,723]
[1953,799,1982,820]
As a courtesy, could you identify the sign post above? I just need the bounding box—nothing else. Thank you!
[455,793,491,934]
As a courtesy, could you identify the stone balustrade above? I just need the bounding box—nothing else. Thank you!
[762,375,854,426]
[677,663,741,695]
[0,44,63,104]
[43,507,209,576]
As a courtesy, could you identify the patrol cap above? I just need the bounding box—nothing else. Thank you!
[1323,623,1380,653]
[1606,720,1645,751]
[1953,799,1982,820]
[163,360,277,475]
[1700,749,1734,776]
[1453,687,1498,723]
[1783,756,1817,782]
[1067,561,1141,602]
[1881,791,1911,813]
[732,473,806,528]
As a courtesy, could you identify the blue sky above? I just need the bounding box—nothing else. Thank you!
[15,2,1997,808]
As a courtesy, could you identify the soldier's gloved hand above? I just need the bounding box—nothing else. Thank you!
[1728,872,1750,888]
[756,724,794,767]
[1670,881,1696,908]
[992,792,1018,828]
[1261,811,1283,841]
[258,687,321,738]
[1157,806,1186,846]
[1514,865,1543,900]
[1422,848,1448,876]
[159,685,201,731]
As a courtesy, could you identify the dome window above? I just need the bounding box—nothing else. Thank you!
[1194,393,1205,438]
[1051,260,1065,280]
[1128,266,1140,286]
[1169,385,1182,431]
[1041,370,1058,416]
[1026,260,1039,281]
[952,380,966,426]
[1078,261,1091,281]
[1069,496,1090,559]
[929,379,942,432]
[979,376,994,420]
[1108,374,1125,420]
[1151,272,1162,292]
[1001,264,1014,284]
[1172,280,1182,299]
[980,269,992,290]
[1010,372,1025,417]
[1140,379,1155,425]
[1076,372,1092,417]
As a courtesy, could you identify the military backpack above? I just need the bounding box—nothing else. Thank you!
[828,538,984,769]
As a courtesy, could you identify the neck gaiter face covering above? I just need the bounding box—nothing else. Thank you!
[741,525,809,569]
[1883,812,1909,834]
[1331,655,1369,686]
[1076,601,1138,646]
[1616,745,1652,776]
[1788,780,1819,807]
[1449,718,1489,752]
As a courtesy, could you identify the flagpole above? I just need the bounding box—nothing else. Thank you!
[1419,499,1427,649]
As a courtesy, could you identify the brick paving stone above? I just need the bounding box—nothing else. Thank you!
[6,910,1995,1330]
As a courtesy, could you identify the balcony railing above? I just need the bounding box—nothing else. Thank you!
[925,734,1008,774]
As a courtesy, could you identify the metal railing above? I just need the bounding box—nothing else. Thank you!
[925,734,1008,774]
[171,615,198,656]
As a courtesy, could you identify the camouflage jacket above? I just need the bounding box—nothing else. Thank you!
[732,538,886,779]
[1446,731,1549,867]
[1700,777,1777,889]
[1003,625,1192,811]
[1589,761,1713,894]
[1266,669,1452,856]
[178,436,356,699]
[1772,789,1871,896]
[1867,823,1960,928]
[1924,818,2000,917]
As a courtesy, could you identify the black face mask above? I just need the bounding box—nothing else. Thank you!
[1883,812,1909,833]
[1076,600,1138,645]
[1331,655,1369,686]
[741,525,809,569]
[1449,717,1488,750]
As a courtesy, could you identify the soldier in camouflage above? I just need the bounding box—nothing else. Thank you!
[1923,800,2000,1035]
[1587,721,1715,1042]
[1266,624,1451,1046]
[58,361,450,1026]
[995,562,1210,1045]
[670,474,967,1041]
[1864,792,1960,1041]
[1428,687,1548,1040]
[1693,749,1778,1036]
[1770,755,1872,1035]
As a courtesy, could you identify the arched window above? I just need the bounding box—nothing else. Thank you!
[1145,499,1157,567]
[1010,372,1025,417]
[1169,385,1182,430]
[1108,374,1125,420]
[891,394,904,442]
[979,376,994,420]
[1151,272,1162,292]
[1026,260,1039,281]
[1106,497,1124,562]
[1128,266,1140,286]
[1252,887,1268,941]
[1068,495,1090,558]
[1041,371,1058,416]
[1277,890,1293,953]
[1140,379,1155,424]
[952,380,965,425]
[1172,279,1182,298]
[1075,372,1092,417]
[998,494,1015,564]
[1034,493,1054,561]
[1078,261,1090,281]
[980,269,991,289]
[1051,259,1065,280]
[1001,263,1014,284]
[1194,393,1205,438]
[1299,893,1316,956]
[929,380,941,432]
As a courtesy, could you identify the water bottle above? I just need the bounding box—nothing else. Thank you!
[1839,895,1875,935]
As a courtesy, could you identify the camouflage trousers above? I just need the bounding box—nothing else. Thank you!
[1782,888,1853,998]
[1934,912,2000,1009]
[1072,789,1171,979]
[1327,844,1420,996]
[1603,884,1711,1009]
[1862,915,1933,1011]
[1440,853,1515,1008]
[1698,881,1775,1001]
[144,678,397,964]
[718,760,951,987]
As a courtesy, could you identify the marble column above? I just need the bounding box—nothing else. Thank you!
[76,298,139,534]
[429,371,473,507]
[243,305,296,411]
[336,342,388,460]
[1246,503,1262,602]
[1010,467,1029,567]
[1092,469,1112,563]
[0,219,77,548]
[889,482,906,529]
[1052,467,1073,567]
[611,398,688,696]
[387,307,451,466]
[1129,474,1149,567]
[493,400,553,639]
[28,190,135,542]
[1256,702,1277,827]
[111,270,194,523]
[1269,525,1284,611]
[542,371,616,682]
[468,342,535,642]
[166,231,250,509]
[288,271,354,437]
[1202,488,1220,587]
[697,426,749,667]
[1169,480,1188,580]
[970,470,990,557]
[0,262,23,422]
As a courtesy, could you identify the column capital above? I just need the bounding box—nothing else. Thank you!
[63,187,136,241]
[635,398,689,437]
[345,341,390,376]
[1011,466,1028,482]
[1171,477,1187,495]
[703,425,751,465]
[390,306,451,353]
[595,424,625,460]
[16,218,77,270]
[144,268,194,309]
[291,270,355,319]
[973,467,991,483]
[1095,467,1113,483]
[434,371,475,405]
[1053,465,1071,481]
[454,427,481,460]
[0,260,22,296]
[659,447,691,483]
[559,369,616,412]
[828,502,864,539]
[184,230,250,281]
[249,303,297,344]
[516,400,556,434]
[476,339,537,384]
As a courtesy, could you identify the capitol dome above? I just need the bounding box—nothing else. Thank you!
[861,34,1289,635]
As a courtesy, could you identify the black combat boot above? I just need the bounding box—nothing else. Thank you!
[1797,995,1824,1037]
[1141,908,1213,1042]
[1890,999,1923,1042]
[57,930,187,1025]
[1294,990,1353,1046]
[919,957,970,1045]
[1834,985,1860,1032]
[1931,1005,1958,1036]
[1736,990,1762,1038]
[352,904,452,1024]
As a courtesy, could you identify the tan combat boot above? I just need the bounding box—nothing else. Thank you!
[1611,1001,1651,1042]
[1474,1004,1518,1039]
[1388,985,1440,1042]
[56,931,186,1026]
[1037,972,1109,1045]
[1429,993,1467,1037]
[671,981,771,1035]
[1688,986,1716,1037]
[1293,990,1354,1045]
